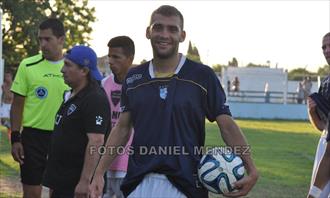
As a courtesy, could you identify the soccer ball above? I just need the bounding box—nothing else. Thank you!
[197,147,245,194]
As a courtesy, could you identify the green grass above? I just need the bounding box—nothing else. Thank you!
[206,119,320,198]
[0,120,321,198]
[0,127,20,198]
[0,128,20,174]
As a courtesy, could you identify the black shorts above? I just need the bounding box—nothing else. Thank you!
[20,127,52,185]
[51,189,74,198]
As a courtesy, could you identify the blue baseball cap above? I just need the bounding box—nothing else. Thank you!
[65,45,103,81]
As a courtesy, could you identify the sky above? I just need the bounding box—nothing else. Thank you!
[88,0,330,72]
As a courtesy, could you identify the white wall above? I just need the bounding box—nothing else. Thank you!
[229,102,308,120]
[223,66,286,92]
[221,66,318,93]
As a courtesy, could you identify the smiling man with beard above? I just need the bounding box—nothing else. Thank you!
[91,5,258,198]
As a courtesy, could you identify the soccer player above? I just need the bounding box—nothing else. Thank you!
[10,18,68,198]
[307,32,330,198]
[42,45,110,197]
[102,36,135,198]
[90,5,258,198]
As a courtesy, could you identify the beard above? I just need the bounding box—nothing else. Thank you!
[41,49,51,59]
[151,40,179,59]
[41,48,58,61]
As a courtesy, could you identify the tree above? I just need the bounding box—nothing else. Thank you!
[140,59,147,64]
[1,0,96,68]
[246,62,268,67]
[186,40,202,63]
[212,64,225,73]
[212,64,225,77]
[228,57,238,67]
[288,68,316,81]
[317,64,330,77]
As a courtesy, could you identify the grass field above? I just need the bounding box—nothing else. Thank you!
[206,119,320,198]
[0,120,321,198]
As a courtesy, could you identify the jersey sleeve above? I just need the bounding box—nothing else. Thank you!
[11,61,28,96]
[205,69,231,122]
[120,77,130,112]
[327,114,330,142]
[319,76,330,100]
[83,92,111,134]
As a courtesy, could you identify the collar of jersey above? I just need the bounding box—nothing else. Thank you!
[148,54,186,78]
[46,58,64,65]
[111,73,123,85]
[64,83,96,103]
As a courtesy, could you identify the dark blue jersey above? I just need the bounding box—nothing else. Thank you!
[120,56,231,197]
[317,75,330,142]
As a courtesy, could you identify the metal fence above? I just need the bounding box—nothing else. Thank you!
[227,90,304,104]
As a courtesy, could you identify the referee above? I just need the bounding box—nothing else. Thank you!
[10,18,69,198]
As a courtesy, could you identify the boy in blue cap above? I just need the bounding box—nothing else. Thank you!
[43,45,110,198]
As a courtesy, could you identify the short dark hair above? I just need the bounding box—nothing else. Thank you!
[107,36,135,57]
[39,18,65,38]
[323,32,330,39]
[150,5,184,29]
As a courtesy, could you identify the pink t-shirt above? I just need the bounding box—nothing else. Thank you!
[102,74,133,172]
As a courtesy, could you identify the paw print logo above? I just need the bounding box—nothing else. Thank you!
[96,116,103,125]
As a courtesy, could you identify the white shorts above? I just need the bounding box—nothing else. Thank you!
[103,171,126,198]
[128,173,186,198]
[310,134,330,198]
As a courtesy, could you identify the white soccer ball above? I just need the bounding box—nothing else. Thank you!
[197,147,245,194]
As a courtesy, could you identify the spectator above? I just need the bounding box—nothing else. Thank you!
[227,80,231,94]
[231,76,240,92]
[303,76,313,104]
[296,82,304,104]
[264,82,270,103]
[0,70,13,132]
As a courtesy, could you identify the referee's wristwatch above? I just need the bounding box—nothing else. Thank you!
[11,131,22,145]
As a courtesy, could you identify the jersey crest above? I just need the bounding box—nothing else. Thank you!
[159,86,168,100]
[35,86,48,99]
[111,90,121,106]
[67,104,77,116]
